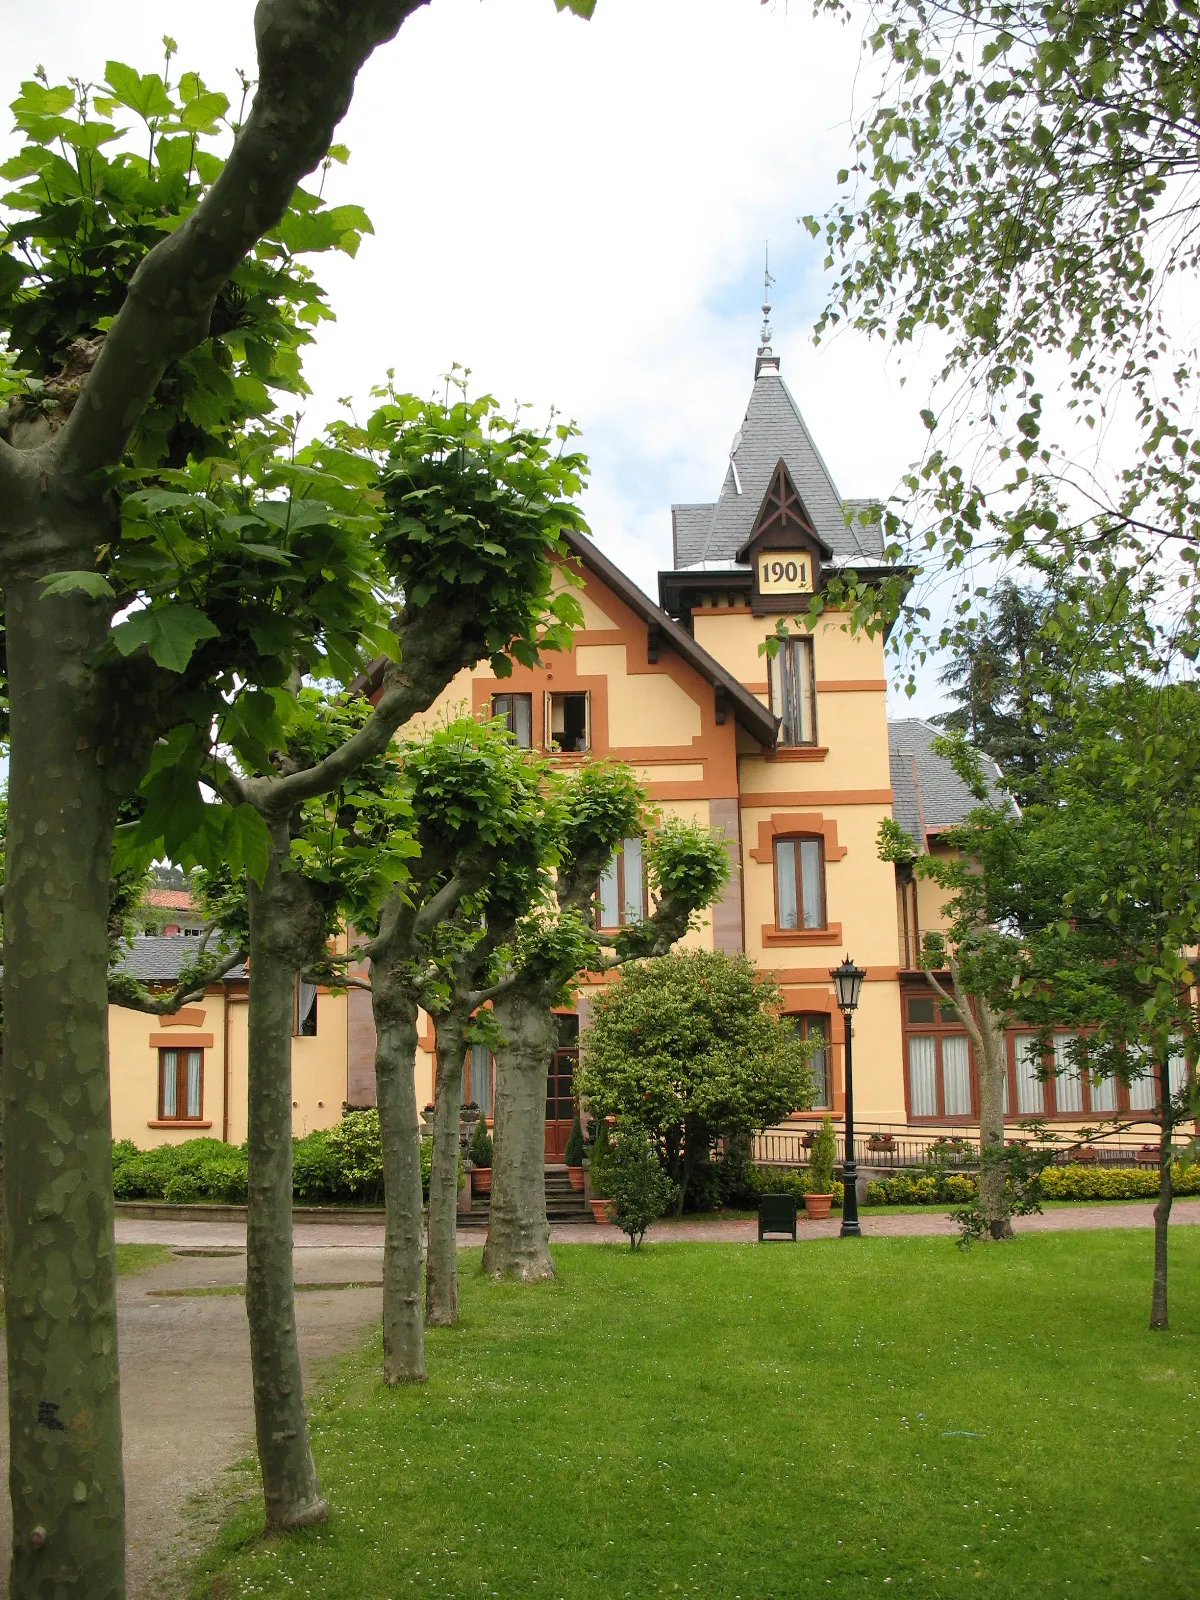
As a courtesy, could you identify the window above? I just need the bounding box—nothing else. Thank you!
[1169,1046,1190,1099]
[462,1043,494,1117]
[294,978,318,1037]
[492,692,533,749]
[908,1034,938,1117]
[1013,1035,1045,1115]
[768,636,816,746]
[597,837,646,929]
[942,1035,972,1116]
[159,1048,203,1121]
[1128,1053,1157,1113]
[793,1014,830,1107]
[1053,1033,1084,1113]
[1090,1070,1117,1113]
[774,836,825,930]
[903,991,976,1120]
[547,692,589,752]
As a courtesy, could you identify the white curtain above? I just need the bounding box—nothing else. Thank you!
[942,1035,972,1116]
[1053,1034,1083,1114]
[470,1043,492,1116]
[186,1050,202,1119]
[1128,1054,1157,1112]
[799,839,823,929]
[908,1035,938,1117]
[621,836,643,924]
[775,839,798,929]
[1090,1072,1117,1113]
[597,854,620,928]
[161,1049,177,1118]
[1169,1047,1189,1098]
[1014,1035,1044,1115]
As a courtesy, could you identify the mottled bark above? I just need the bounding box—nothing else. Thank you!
[975,998,1014,1241]
[483,990,556,1282]
[3,581,125,1597]
[426,1005,469,1327]
[1150,1055,1173,1331]
[925,966,1012,1240]
[245,832,327,1531]
[371,965,427,1384]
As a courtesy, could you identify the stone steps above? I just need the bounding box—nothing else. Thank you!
[456,1165,590,1230]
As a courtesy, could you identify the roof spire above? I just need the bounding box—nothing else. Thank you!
[755,243,780,378]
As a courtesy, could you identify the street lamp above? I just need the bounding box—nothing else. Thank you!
[830,955,866,1238]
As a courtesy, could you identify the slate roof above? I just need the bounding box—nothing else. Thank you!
[887,719,1008,850]
[114,936,246,983]
[671,365,885,571]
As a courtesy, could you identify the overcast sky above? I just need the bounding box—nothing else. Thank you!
[3,0,948,715]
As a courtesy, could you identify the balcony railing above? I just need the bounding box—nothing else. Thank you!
[753,1121,1162,1171]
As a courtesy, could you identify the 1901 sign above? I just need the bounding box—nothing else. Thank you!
[757,551,811,594]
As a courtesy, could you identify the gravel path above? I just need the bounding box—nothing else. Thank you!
[0,1200,1190,1596]
[0,1246,385,1599]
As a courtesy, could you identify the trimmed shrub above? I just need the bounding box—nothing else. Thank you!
[468,1115,493,1169]
[607,1125,675,1248]
[564,1114,584,1168]
[1037,1161,1200,1201]
[325,1108,385,1203]
[292,1127,342,1203]
[808,1114,837,1195]
[746,1165,843,1209]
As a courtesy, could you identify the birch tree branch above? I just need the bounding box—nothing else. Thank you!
[55,0,429,480]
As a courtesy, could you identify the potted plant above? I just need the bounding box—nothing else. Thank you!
[468,1114,493,1195]
[868,1131,896,1152]
[587,1117,615,1224]
[564,1112,585,1191]
[804,1113,836,1221]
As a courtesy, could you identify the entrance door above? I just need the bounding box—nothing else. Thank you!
[545,1015,579,1159]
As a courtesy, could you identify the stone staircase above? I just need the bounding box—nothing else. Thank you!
[456,1163,589,1230]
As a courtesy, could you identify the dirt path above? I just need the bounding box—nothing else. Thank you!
[0,1245,385,1599]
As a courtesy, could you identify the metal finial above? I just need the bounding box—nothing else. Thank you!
[758,243,775,356]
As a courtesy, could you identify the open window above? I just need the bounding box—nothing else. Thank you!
[294,977,318,1037]
[596,837,647,929]
[546,691,589,753]
[159,1047,203,1121]
[768,636,816,745]
[492,692,533,749]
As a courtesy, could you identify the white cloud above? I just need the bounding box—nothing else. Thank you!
[2,0,945,712]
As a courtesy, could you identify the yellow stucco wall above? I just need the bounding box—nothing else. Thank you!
[111,987,349,1150]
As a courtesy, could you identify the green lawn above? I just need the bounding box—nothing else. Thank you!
[195,1232,1199,1599]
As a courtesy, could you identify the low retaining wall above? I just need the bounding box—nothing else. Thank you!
[115,1201,386,1225]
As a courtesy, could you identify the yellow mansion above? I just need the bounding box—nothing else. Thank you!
[109,346,1183,1159]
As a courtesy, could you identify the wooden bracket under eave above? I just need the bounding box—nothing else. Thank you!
[714,686,728,725]
[646,621,661,665]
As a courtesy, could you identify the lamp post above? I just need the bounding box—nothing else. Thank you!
[830,955,866,1238]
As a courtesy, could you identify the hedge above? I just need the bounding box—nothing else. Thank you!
[111,1110,450,1207]
[859,1161,1200,1207]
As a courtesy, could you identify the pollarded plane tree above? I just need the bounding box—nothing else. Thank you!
[117,388,589,1522]
[481,763,731,1283]
[0,5,596,1588]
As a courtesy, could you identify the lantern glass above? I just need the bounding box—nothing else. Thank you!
[830,955,866,1014]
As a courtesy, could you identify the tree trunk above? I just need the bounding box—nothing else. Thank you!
[245,837,327,1532]
[3,580,126,1597]
[1150,1056,1173,1331]
[371,968,427,1384]
[976,998,1014,1241]
[426,1007,467,1327]
[483,989,555,1281]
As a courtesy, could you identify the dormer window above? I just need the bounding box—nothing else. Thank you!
[769,637,816,745]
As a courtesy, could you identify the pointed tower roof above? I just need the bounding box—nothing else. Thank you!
[669,346,885,571]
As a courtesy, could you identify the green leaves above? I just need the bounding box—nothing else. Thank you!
[40,570,115,601]
[553,0,597,14]
[112,603,220,673]
[101,61,173,122]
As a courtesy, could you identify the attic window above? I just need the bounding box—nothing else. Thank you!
[547,692,589,753]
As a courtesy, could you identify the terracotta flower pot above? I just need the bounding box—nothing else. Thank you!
[471,1167,493,1195]
[588,1197,613,1224]
[804,1193,833,1221]
[567,1165,585,1192]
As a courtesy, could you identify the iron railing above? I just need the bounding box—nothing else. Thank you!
[753,1122,1163,1171]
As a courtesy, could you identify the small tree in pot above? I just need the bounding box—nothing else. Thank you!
[587,1118,615,1224]
[805,1115,837,1220]
[468,1114,494,1195]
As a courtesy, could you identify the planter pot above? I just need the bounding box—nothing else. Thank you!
[471,1167,493,1196]
[868,1137,895,1152]
[588,1197,614,1225]
[804,1193,833,1221]
[567,1165,585,1192]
